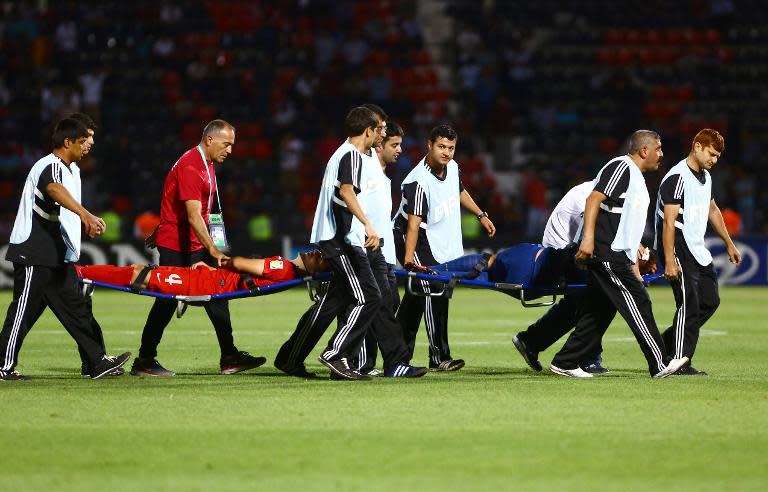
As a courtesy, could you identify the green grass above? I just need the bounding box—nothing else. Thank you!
[1,286,767,491]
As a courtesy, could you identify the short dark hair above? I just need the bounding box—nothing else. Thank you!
[52,118,89,149]
[344,107,378,137]
[627,130,661,155]
[428,124,457,143]
[362,103,388,121]
[202,119,235,139]
[382,120,404,144]
[66,112,97,131]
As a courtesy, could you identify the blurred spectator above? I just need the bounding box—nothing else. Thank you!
[523,168,549,241]
[134,211,161,241]
[1,0,768,251]
[721,208,742,237]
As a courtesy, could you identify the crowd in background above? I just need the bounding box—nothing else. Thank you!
[1,0,765,251]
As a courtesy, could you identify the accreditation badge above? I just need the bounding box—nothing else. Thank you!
[208,213,229,252]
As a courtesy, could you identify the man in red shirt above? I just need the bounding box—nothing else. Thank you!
[132,119,266,377]
[77,250,328,296]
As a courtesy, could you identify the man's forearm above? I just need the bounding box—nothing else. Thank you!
[404,215,421,263]
[188,213,216,252]
[46,183,88,218]
[662,219,676,263]
[581,194,601,241]
[709,202,735,247]
[339,186,370,227]
[459,190,482,216]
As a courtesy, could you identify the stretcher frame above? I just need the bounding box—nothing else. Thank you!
[394,269,663,307]
[80,271,332,318]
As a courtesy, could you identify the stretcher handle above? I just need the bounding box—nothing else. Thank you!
[406,276,446,297]
[305,277,324,302]
[520,289,556,307]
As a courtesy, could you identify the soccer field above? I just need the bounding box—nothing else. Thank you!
[0,286,766,491]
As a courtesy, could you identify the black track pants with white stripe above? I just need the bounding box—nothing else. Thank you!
[552,261,667,376]
[274,280,334,369]
[518,290,586,352]
[351,261,402,372]
[25,265,108,371]
[349,249,409,372]
[0,263,106,373]
[276,252,406,372]
[661,252,719,361]
[320,247,382,362]
[394,231,452,366]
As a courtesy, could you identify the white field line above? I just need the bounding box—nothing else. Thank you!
[30,329,729,347]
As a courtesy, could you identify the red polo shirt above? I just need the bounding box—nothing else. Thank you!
[156,147,217,252]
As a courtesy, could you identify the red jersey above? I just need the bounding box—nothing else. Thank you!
[78,257,298,296]
[146,256,297,296]
[156,147,217,252]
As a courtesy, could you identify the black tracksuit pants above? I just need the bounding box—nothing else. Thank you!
[319,246,382,363]
[517,291,588,353]
[1,263,107,373]
[552,260,668,376]
[275,247,407,372]
[138,246,238,359]
[350,249,407,372]
[394,231,452,366]
[25,266,108,372]
[660,244,720,361]
[351,258,402,372]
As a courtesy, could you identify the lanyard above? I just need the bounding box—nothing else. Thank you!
[196,145,222,214]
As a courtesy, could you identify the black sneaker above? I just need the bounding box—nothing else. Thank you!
[0,370,31,381]
[91,352,131,380]
[428,359,465,372]
[385,364,428,378]
[130,357,176,377]
[581,362,610,374]
[220,351,267,375]
[81,363,125,378]
[675,365,708,376]
[318,356,372,380]
[274,360,316,379]
[512,334,542,372]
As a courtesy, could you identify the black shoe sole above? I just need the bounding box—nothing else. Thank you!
[92,352,131,380]
[429,360,465,372]
[221,357,267,375]
[274,362,316,379]
[406,367,428,378]
[318,357,371,380]
[512,335,543,372]
[0,374,32,381]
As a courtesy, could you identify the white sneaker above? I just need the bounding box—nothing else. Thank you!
[550,364,593,378]
[653,356,690,378]
[365,368,384,377]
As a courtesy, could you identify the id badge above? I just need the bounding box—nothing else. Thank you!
[208,213,229,251]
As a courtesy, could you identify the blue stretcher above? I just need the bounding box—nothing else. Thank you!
[394,244,663,307]
[80,271,333,318]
